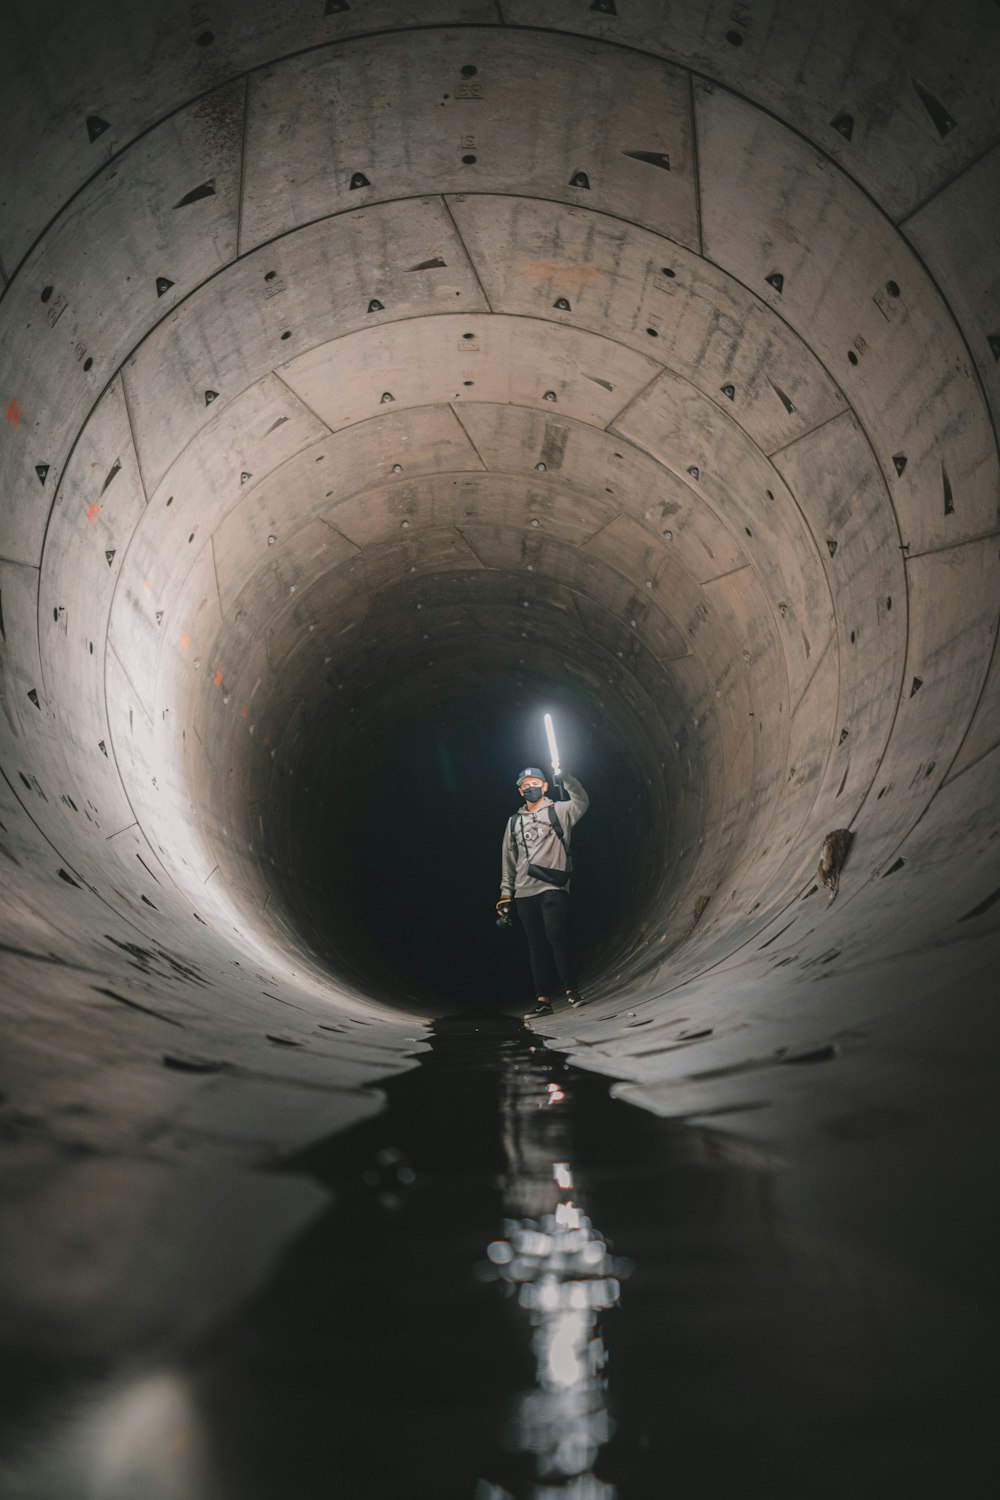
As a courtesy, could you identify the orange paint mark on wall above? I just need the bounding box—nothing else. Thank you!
[241,704,250,718]
[214,669,223,686]
[519,258,602,293]
[87,502,101,525]
[5,398,22,428]
[181,632,191,650]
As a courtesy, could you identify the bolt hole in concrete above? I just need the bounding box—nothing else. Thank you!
[0,1012,986,1499]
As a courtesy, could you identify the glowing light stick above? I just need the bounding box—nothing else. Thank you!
[544,713,561,776]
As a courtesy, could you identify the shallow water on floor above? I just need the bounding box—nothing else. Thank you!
[1,1009,991,1498]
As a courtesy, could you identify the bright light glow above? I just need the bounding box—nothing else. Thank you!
[547,1082,566,1104]
[553,1431,599,1479]
[487,1123,627,1493]
[544,1309,590,1389]
[538,1277,561,1313]
[544,713,561,773]
[514,1228,551,1257]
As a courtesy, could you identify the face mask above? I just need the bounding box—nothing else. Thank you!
[521,784,546,803]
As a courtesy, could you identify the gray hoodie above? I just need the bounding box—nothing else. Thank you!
[500,775,589,899]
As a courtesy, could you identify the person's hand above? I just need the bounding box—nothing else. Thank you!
[496,898,513,928]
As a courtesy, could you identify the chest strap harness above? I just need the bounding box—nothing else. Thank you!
[507,804,572,888]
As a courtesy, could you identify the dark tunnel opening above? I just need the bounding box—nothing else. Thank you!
[272,663,671,1011]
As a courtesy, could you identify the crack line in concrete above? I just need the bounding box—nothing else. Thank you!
[235,75,251,259]
[119,370,150,506]
[766,405,852,460]
[441,195,495,312]
[108,639,154,728]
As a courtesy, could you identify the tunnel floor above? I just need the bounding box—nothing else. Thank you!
[0,1009,993,1500]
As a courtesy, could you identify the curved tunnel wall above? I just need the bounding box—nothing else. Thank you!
[1,0,999,1357]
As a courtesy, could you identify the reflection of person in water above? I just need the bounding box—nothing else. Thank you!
[480,1036,627,1498]
[496,767,590,1019]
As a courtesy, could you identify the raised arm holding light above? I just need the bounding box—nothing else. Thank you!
[496,714,589,1018]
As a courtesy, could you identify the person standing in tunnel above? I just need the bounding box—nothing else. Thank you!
[497,767,589,1018]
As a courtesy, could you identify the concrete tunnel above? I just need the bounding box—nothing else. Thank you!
[1,1,999,1494]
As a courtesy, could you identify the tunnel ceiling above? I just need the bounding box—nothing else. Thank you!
[1,1,999,1029]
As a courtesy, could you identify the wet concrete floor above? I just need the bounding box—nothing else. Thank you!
[0,1010,991,1498]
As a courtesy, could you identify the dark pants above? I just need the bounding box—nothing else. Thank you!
[515,889,577,996]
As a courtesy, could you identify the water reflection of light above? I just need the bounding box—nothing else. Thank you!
[478,1062,632,1500]
[543,1307,590,1387]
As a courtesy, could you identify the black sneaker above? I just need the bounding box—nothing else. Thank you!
[525,999,553,1018]
[565,990,584,1007]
